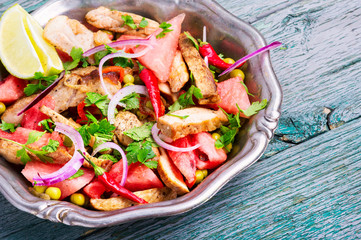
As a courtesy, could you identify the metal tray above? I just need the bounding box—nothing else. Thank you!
[0,0,282,227]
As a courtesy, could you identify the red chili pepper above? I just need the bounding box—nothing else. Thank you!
[78,150,147,204]
[199,42,244,70]
[139,68,165,119]
[102,66,125,83]
[77,101,88,123]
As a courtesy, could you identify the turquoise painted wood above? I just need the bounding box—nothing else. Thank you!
[1,0,361,238]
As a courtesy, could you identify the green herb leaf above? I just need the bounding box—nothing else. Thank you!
[185,32,199,51]
[113,57,134,68]
[121,15,137,29]
[215,127,237,149]
[63,47,88,72]
[126,140,156,167]
[124,122,154,141]
[239,99,268,117]
[24,72,59,96]
[26,131,45,145]
[240,81,255,97]
[99,154,118,163]
[16,148,31,164]
[68,169,84,180]
[144,160,158,169]
[84,92,110,116]
[119,92,140,110]
[77,125,91,146]
[156,22,173,39]
[139,17,149,28]
[166,113,189,119]
[41,139,59,153]
[0,120,16,133]
[38,119,54,133]
[168,85,203,112]
[94,50,109,65]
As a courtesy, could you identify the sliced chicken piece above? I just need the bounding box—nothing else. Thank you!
[90,187,177,211]
[0,138,72,165]
[43,15,95,55]
[179,32,220,104]
[1,95,35,125]
[51,66,121,113]
[40,106,80,129]
[157,107,228,140]
[157,148,189,195]
[113,111,143,146]
[85,6,159,37]
[83,155,113,172]
[94,30,112,46]
[158,82,178,103]
[168,50,189,93]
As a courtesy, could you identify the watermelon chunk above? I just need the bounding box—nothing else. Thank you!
[0,75,27,105]
[83,160,164,199]
[22,161,94,200]
[215,77,251,118]
[167,136,197,188]
[136,14,185,82]
[191,132,227,170]
[21,95,55,131]
[0,127,62,147]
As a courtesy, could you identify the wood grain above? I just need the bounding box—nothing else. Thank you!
[0,0,360,238]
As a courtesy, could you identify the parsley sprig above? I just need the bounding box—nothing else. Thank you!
[84,92,110,116]
[119,92,140,110]
[68,169,84,180]
[63,47,89,73]
[139,17,149,28]
[94,45,134,68]
[0,131,59,164]
[168,85,203,112]
[0,120,16,133]
[121,15,137,29]
[124,123,158,169]
[24,72,58,96]
[156,22,173,39]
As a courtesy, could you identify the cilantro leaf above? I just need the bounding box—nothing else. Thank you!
[126,140,156,167]
[63,47,89,72]
[94,50,109,65]
[77,116,115,147]
[139,17,149,28]
[78,125,91,146]
[1,120,16,133]
[26,131,45,145]
[185,32,199,51]
[113,57,134,68]
[24,72,59,96]
[156,22,173,39]
[240,81,255,97]
[99,154,118,163]
[121,15,137,29]
[42,139,59,153]
[84,92,110,116]
[38,119,54,133]
[239,99,268,117]
[124,122,154,141]
[16,148,31,164]
[119,92,140,110]
[68,169,84,180]
[168,85,203,112]
[166,113,189,119]
[144,160,158,169]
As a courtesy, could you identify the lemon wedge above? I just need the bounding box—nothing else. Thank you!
[0,4,63,79]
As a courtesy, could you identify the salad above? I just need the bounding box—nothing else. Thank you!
[0,5,280,211]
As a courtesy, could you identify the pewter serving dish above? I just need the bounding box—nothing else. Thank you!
[0,0,282,227]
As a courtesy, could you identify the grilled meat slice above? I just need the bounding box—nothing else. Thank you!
[157,107,228,140]
[179,32,220,104]
[168,50,189,93]
[85,7,159,37]
[1,95,35,125]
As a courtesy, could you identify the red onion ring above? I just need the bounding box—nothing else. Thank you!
[107,85,148,124]
[203,26,207,43]
[82,38,154,57]
[17,71,65,116]
[32,122,86,186]
[219,41,282,76]
[92,142,128,186]
[204,56,209,68]
[151,123,200,152]
[99,48,152,97]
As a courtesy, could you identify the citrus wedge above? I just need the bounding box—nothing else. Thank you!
[0,4,63,79]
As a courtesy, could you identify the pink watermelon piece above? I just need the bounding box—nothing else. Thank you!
[167,136,197,188]
[22,161,94,200]
[191,132,227,170]
[21,95,55,131]
[83,160,164,199]
[0,75,27,105]
[136,14,185,82]
[215,77,251,118]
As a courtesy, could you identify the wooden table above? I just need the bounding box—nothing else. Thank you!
[1,0,360,239]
